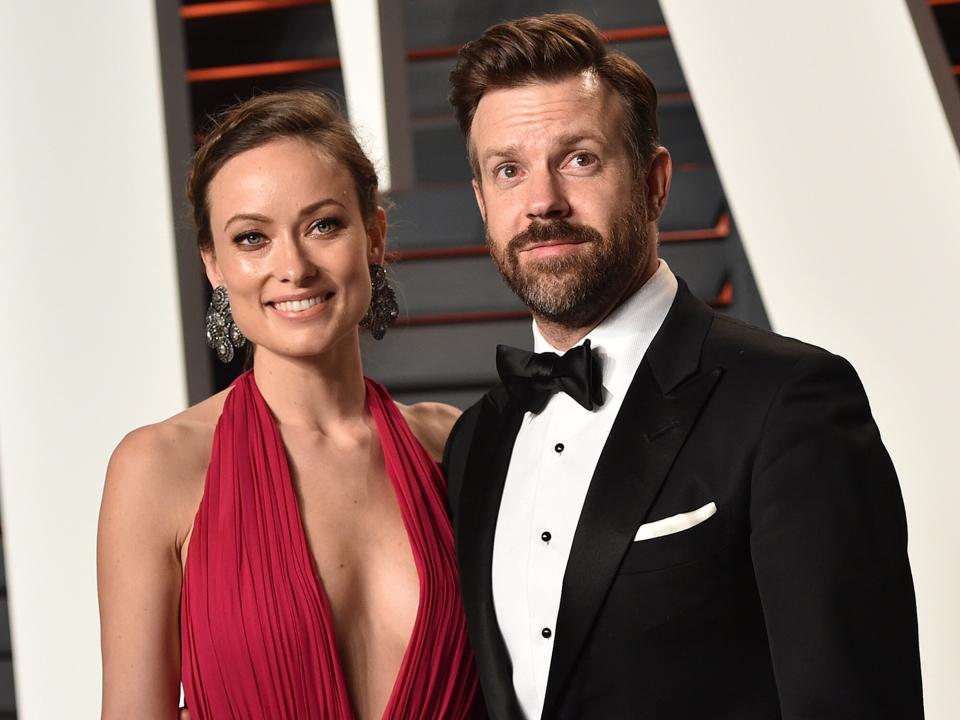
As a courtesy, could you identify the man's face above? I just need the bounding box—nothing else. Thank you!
[469,72,663,329]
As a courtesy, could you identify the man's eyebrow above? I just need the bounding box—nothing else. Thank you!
[223,198,347,231]
[480,145,521,164]
[556,132,607,147]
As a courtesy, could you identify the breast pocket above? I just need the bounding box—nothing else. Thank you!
[617,502,737,575]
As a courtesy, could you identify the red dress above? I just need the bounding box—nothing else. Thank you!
[181,371,480,718]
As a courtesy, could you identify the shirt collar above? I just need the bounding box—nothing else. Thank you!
[532,259,678,402]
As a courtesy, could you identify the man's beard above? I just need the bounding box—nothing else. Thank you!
[487,200,650,329]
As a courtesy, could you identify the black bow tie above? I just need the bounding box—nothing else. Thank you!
[496,340,604,414]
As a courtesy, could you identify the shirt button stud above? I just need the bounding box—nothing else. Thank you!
[541,531,552,543]
[554,443,564,453]
[541,627,552,639]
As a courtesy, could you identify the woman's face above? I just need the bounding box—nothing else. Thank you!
[202,137,385,362]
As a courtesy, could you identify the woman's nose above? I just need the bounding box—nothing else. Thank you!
[273,237,317,284]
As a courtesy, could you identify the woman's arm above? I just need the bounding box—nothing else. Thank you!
[98,425,188,719]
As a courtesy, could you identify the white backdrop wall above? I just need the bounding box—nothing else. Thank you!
[0,2,188,716]
[659,1,960,716]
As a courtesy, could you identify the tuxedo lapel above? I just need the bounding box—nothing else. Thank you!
[541,282,721,718]
[457,389,526,720]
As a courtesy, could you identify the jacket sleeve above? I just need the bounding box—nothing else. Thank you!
[749,351,924,718]
[442,401,483,531]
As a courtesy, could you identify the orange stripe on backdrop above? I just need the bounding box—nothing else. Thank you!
[602,25,670,42]
[407,25,670,62]
[929,0,960,7]
[388,213,732,263]
[185,25,674,81]
[180,0,329,20]
[187,57,340,82]
[710,279,734,308]
[394,281,734,328]
[660,211,730,242]
[407,44,464,62]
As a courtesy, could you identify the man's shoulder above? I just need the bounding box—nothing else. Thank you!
[447,384,507,447]
[704,313,836,372]
[690,312,877,407]
[442,385,509,517]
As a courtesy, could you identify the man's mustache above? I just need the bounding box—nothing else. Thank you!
[506,219,603,255]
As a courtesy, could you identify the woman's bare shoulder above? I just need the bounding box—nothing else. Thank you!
[109,389,228,477]
[103,389,231,540]
[395,401,462,462]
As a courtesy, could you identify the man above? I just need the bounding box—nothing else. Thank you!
[443,13,923,720]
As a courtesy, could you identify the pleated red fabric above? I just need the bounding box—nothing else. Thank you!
[181,371,479,719]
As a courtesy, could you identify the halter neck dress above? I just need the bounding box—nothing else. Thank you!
[181,371,480,719]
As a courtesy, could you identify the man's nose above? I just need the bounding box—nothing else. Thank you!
[525,170,571,221]
[273,236,317,284]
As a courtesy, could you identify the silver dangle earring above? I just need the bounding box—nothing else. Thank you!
[205,285,246,363]
[360,264,399,340]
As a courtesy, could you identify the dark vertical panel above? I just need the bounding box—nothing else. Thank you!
[156,1,214,403]
[0,531,16,715]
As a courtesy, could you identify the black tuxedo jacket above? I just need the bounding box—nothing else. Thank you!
[444,281,923,719]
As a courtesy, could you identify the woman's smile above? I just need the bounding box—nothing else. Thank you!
[266,290,336,319]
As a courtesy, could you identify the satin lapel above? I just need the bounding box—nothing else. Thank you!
[541,281,721,719]
[457,391,526,720]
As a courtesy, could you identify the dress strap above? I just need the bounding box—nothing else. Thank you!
[364,379,480,719]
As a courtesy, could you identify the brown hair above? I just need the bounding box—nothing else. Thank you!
[188,90,381,252]
[448,13,660,179]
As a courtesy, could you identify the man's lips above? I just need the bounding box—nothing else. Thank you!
[519,239,587,257]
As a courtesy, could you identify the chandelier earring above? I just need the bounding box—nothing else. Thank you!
[205,285,247,363]
[360,264,399,340]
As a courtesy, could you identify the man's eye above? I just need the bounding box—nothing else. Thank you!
[234,231,266,247]
[310,218,342,235]
[570,153,597,168]
[496,164,519,180]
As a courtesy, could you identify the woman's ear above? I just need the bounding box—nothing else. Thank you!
[367,206,388,265]
[200,248,224,288]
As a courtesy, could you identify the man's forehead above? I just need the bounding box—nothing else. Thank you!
[470,74,624,157]
[475,72,611,119]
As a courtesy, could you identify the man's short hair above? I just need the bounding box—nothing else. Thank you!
[448,13,660,180]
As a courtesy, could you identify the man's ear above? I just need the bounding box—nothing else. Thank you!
[645,147,672,221]
[367,206,387,265]
[471,178,487,223]
[201,248,224,288]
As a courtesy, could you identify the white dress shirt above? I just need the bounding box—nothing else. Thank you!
[490,260,678,719]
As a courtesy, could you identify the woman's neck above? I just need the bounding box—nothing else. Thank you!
[250,333,368,435]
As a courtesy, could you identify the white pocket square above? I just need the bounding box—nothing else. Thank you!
[634,502,717,542]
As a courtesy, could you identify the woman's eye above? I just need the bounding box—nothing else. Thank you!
[309,217,342,235]
[234,231,266,247]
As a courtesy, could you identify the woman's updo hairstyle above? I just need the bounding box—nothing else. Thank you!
[188,90,381,253]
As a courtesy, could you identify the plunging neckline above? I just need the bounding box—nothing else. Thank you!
[180,369,479,719]
[247,372,424,720]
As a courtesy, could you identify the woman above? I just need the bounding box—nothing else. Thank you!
[98,91,480,719]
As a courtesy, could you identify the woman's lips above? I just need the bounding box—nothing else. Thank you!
[267,291,334,318]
